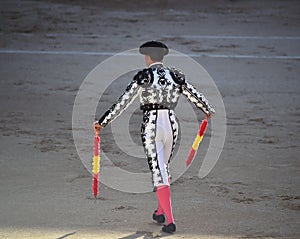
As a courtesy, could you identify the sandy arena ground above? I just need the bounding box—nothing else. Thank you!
[0,0,299,238]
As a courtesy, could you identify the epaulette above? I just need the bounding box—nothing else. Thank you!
[134,68,154,85]
[168,67,185,85]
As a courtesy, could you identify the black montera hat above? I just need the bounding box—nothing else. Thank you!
[139,41,169,59]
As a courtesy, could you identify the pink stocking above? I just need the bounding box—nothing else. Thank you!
[156,185,174,225]
[156,201,164,215]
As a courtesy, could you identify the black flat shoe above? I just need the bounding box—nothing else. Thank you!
[152,210,165,223]
[162,223,176,233]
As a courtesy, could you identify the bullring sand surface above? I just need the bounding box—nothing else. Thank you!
[0,0,299,238]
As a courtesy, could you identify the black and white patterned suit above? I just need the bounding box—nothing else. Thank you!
[98,63,215,189]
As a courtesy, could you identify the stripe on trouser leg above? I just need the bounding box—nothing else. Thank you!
[168,110,179,163]
[141,110,163,188]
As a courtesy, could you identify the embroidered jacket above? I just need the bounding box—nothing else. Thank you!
[98,63,215,127]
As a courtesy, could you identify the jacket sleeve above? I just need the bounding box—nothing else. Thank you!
[98,79,140,127]
[169,66,215,116]
[181,81,215,116]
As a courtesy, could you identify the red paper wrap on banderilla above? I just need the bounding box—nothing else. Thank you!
[185,119,208,166]
[92,134,100,198]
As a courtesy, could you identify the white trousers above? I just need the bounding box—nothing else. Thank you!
[141,109,179,189]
